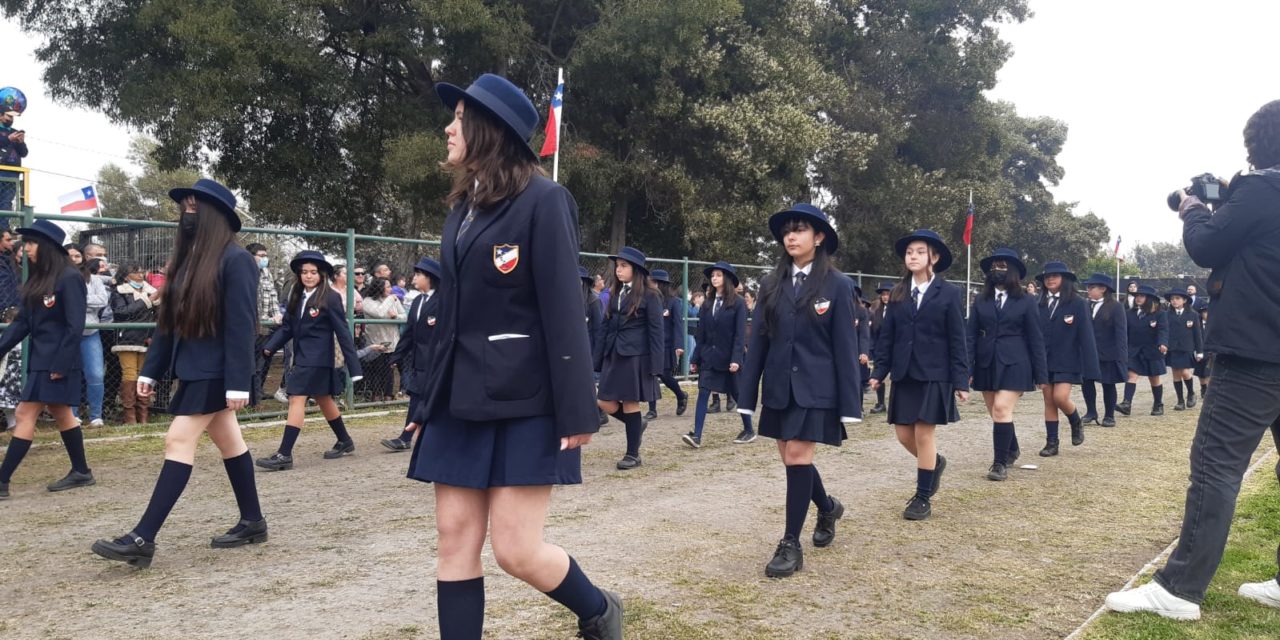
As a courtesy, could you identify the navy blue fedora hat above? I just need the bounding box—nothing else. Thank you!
[894,229,952,272]
[1164,287,1191,301]
[436,73,539,160]
[607,246,649,276]
[1081,273,1117,291]
[1035,261,1077,283]
[650,269,672,284]
[413,257,443,282]
[15,219,68,253]
[289,250,333,275]
[979,247,1026,279]
[876,281,894,293]
[577,265,593,284]
[769,203,839,254]
[702,261,739,287]
[168,178,241,232]
[1135,284,1162,301]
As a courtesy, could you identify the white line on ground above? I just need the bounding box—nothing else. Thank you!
[1064,446,1280,640]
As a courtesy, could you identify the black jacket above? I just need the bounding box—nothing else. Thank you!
[584,292,603,358]
[1127,308,1169,361]
[869,304,887,358]
[0,265,87,374]
[265,287,362,379]
[854,303,872,358]
[595,288,664,374]
[1166,308,1204,354]
[1040,295,1100,378]
[109,283,158,348]
[966,293,1048,384]
[1183,169,1280,363]
[691,296,746,373]
[661,296,685,371]
[391,291,441,394]
[872,278,969,390]
[1088,298,1128,363]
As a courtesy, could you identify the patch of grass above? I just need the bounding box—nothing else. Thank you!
[1082,469,1280,640]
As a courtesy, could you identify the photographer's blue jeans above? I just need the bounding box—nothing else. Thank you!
[79,333,106,421]
[1153,355,1280,603]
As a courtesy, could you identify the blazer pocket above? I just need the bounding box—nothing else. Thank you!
[482,334,543,401]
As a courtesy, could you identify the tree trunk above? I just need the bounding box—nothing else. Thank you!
[609,195,627,253]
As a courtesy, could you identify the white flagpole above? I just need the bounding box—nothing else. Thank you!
[966,189,973,318]
[552,67,564,183]
[1115,246,1121,303]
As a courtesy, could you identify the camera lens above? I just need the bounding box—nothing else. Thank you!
[1167,191,1183,211]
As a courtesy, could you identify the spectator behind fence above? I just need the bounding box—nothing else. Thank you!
[246,243,284,402]
[359,276,403,402]
[392,275,408,302]
[330,264,363,314]
[80,258,109,427]
[146,266,166,291]
[109,264,159,425]
[0,106,27,217]
[0,306,19,430]
[64,243,83,265]
[82,242,112,278]
[0,228,18,311]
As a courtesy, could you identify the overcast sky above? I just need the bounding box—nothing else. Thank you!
[6,1,1278,255]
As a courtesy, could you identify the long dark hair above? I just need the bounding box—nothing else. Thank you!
[700,269,739,313]
[1039,276,1078,305]
[157,200,238,339]
[286,264,330,317]
[890,241,941,303]
[115,263,145,288]
[656,280,675,302]
[1134,294,1162,315]
[81,257,104,283]
[362,276,389,300]
[442,101,544,210]
[981,270,1025,301]
[605,266,653,318]
[760,220,835,338]
[21,235,72,308]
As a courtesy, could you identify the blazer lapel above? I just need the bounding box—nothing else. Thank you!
[919,278,944,312]
[443,204,465,270]
[456,198,516,267]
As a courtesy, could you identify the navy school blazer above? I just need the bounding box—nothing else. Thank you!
[0,265,87,374]
[1088,298,1128,363]
[409,175,598,438]
[1166,308,1204,354]
[1040,295,1101,378]
[263,287,362,380]
[594,287,665,374]
[140,245,258,393]
[391,291,440,394]
[854,302,871,357]
[662,296,684,370]
[583,292,604,357]
[737,269,861,418]
[690,295,746,373]
[869,304,887,358]
[965,293,1048,384]
[1127,308,1169,361]
[872,278,969,390]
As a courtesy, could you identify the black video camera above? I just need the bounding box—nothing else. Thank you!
[1167,173,1226,211]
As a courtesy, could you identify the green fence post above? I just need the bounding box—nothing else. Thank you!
[345,228,356,410]
[681,256,690,376]
[18,205,32,387]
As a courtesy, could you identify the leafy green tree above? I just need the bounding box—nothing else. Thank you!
[95,136,201,221]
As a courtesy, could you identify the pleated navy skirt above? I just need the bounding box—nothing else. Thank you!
[1166,351,1196,369]
[972,360,1034,392]
[407,410,581,489]
[697,367,735,394]
[286,365,345,397]
[1049,370,1083,384]
[169,378,258,416]
[758,391,846,447]
[1090,360,1128,384]
[887,377,959,426]
[597,351,653,402]
[1128,352,1167,377]
[21,370,83,406]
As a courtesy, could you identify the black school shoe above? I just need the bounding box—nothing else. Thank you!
[726,398,737,412]
[598,409,609,427]
[1115,401,1132,416]
[1070,423,1085,447]
[256,452,294,471]
[47,470,96,492]
[870,402,886,414]
[1007,447,1021,467]
[987,463,1008,481]
[577,589,624,640]
[1186,393,1197,408]
[681,432,701,449]
[0,482,8,499]
[733,429,757,444]
[1039,440,1059,457]
[380,437,411,451]
[323,440,355,459]
[903,495,931,521]
[707,397,721,414]
[1080,412,1099,424]
[1174,402,1186,411]
[644,409,658,421]
[812,497,844,548]
[676,394,688,416]
[211,518,269,548]
[1151,404,1165,416]
[616,455,642,470]
[91,531,155,569]
[765,536,803,578]
[1101,416,1117,427]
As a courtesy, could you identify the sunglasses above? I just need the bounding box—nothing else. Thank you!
[354,271,366,276]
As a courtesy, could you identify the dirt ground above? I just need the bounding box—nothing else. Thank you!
[0,383,1274,640]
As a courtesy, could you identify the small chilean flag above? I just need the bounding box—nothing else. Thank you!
[1114,235,1122,256]
[962,202,974,246]
[538,79,564,157]
[59,186,98,213]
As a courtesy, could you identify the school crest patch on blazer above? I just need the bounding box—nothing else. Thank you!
[309,307,320,318]
[427,316,437,327]
[1063,314,1074,325]
[1150,320,1158,328]
[42,294,55,308]
[814,298,831,315]
[493,244,519,274]
[663,309,670,317]
[1186,320,1195,328]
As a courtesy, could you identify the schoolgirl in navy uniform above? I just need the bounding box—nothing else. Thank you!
[1163,288,1203,411]
[683,262,752,448]
[871,229,968,521]
[595,246,664,470]
[1034,262,1099,457]
[1080,274,1128,428]
[868,282,892,413]
[852,281,873,396]
[579,266,610,428]
[737,203,859,578]
[91,179,265,567]
[1118,285,1169,416]
[1192,299,1210,395]
[255,251,363,470]
[403,74,620,640]
[965,248,1047,481]
[0,219,91,500]
[382,257,444,451]
[648,269,689,419]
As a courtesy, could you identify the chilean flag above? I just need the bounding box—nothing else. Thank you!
[962,202,974,246]
[1114,235,1123,262]
[538,80,564,157]
[59,186,98,214]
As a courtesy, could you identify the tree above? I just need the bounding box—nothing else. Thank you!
[1128,241,1209,280]
[95,136,201,221]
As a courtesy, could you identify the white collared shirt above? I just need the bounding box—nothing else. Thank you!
[300,287,317,318]
[417,290,434,322]
[911,274,936,309]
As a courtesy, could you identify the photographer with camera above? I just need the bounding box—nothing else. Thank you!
[1106,100,1280,620]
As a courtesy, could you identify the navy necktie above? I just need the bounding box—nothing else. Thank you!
[911,287,920,317]
[455,208,476,248]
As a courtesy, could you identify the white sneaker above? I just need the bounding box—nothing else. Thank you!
[1238,579,1280,609]
[89,419,105,429]
[273,389,289,403]
[1104,582,1201,621]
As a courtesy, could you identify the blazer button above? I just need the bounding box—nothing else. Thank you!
[791,366,798,372]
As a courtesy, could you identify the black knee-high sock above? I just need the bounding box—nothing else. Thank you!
[810,466,833,512]
[60,427,91,474]
[609,408,624,424]
[876,385,885,404]
[0,436,32,483]
[1186,378,1196,400]
[740,410,754,433]
[398,428,414,443]
[784,465,813,539]
[1152,384,1164,406]
[327,416,350,442]
[622,411,643,457]
[133,459,193,542]
[1124,382,1137,403]
[1081,381,1097,416]
[993,422,1014,464]
[278,425,301,456]
[648,398,657,413]
[437,577,484,640]
[1103,384,1118,418]
[544,557,608,622]
[1173,380,1185,403]
[1045,421,1060,441]
[222,452,264,522]
[1200,379,1208,396]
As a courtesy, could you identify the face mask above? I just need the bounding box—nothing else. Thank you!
[129,281,144,290]
[180,213,198,236]
[258,257,269,269]
[989,269,1009,286]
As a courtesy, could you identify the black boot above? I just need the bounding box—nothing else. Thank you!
[812,497,844,548]
[577,590,624,640]
[211,518,269,548]
[676,393,688,416]
[1039,440,1060,457]
[765,536,803,578]
[1069,413,1085,447]
[91,532,156,569]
